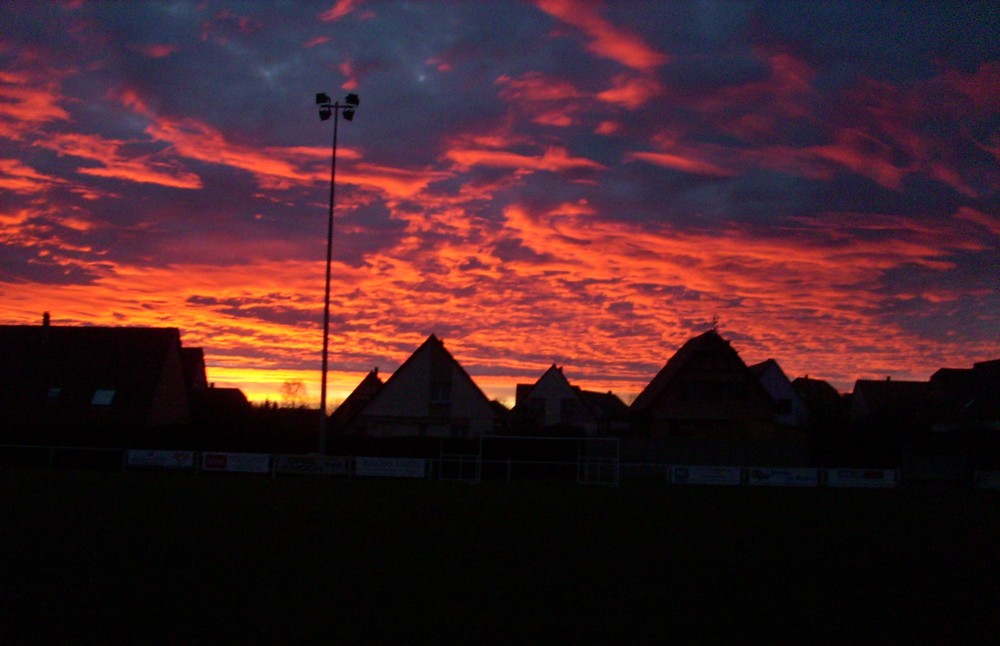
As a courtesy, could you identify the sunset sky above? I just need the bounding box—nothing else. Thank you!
[1,1,998,407]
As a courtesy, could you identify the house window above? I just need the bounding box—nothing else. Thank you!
[91,389,116,406]
[46,387,62,400]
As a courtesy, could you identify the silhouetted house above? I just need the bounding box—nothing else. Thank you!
[844,379,931,481]
[927,359,1000,471]
[624,330,811,467]
[928,360,1000,432]
[749,359,810,427]
[338,335,498,438]
[630,329,777,437]
[0,318,199,445]
[510,364,627,436]
[849,379,930,434]
[792,376,844,429]
[329,367,384,433]
[791,376,848,465]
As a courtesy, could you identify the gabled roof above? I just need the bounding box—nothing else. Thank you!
[630,328,756,413]
[329,367,384,430]
[514,364,627,422]
[748,358,781,380]
[792,376,841,403]
[792,376,843,415]
[363,334,495,414]
[578,389,628,419]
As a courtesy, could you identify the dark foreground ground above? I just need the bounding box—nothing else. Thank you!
[1,469,998,643]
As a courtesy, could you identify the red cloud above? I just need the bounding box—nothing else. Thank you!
[535,0,669,71]
[130,44,178,58]
[496,73,583,102]
[596,74,664,109]
[303,36,331,48]
[627,151,736,177]
[319,0,364,22]
[445,146,606,174]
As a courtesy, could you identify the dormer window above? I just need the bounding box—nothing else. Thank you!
[91,389,115,406]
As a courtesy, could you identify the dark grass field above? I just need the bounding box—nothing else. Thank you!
[2,469,998,643]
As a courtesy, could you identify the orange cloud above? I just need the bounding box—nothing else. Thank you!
[35,132,203,189]
[0,70,71,138]
[0,158,63,192]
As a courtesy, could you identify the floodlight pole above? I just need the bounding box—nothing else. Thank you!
[316,92,359,455]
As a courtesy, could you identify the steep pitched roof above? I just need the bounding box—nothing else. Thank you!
[748,358,780,379]
[515,364,627,421]
[363,334,495,415]
[578,389,628,419]
[792,376,843,417]
[329,367,384,431]
[630,329,745,413]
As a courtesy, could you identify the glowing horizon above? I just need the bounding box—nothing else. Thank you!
[1,2,997,408]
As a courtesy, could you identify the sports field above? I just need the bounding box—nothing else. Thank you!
[2,469,998,643]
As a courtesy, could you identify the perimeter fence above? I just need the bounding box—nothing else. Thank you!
[1,442,998,490]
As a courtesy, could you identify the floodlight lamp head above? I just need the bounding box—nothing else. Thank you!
[345,93,360,107]
[316,92,331,105]
[343,108,355,121]
[319,107,332,121]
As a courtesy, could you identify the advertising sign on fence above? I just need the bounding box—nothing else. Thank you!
[976,471,1000,490]
[748,467,819,487]
[201,452,271,474]
[126,450,195,470]
[274,455,349,475]
[826,468,898,488]
[355,457,427,478]
[670,465,743,486]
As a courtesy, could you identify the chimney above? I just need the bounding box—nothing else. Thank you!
[43,312,50,327]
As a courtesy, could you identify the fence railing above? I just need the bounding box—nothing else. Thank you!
[1,443,998,489]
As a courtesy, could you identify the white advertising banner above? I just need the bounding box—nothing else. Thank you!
[826,468,898,488]
[670,465,743,486]
[274,455,349,475]
[355,457,427,478]
[748,467,819,487]
[126,450,195,470]
[975,471,1000,490]
[201,452,271,474]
